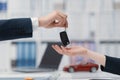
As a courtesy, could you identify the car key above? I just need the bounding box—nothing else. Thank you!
[60,29,70,47]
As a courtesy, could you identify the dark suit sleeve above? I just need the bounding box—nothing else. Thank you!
[0,18,33,41]
[101,55,120,75]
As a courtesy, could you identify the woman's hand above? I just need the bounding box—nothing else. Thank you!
[52,44,106,67]
[39,11,68,28]
[52,45,88,57]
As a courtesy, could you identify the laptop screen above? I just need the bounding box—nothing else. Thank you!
[39,42,63,69]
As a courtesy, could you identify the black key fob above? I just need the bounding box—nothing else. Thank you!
[60,31,70,47]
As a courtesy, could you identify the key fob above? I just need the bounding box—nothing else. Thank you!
[60,31,70,47]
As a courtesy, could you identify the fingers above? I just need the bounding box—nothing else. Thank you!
[64,20,68,28]
[57,11,67,19]
[52,45,63,54]
[52,11,68,28]
[39,11,68,28]
[61,46,68,53]
[52,44,89,57]
[54,15,65,27]
[52,44,73,56]
[61,46,74,56]
[57,11,68,28]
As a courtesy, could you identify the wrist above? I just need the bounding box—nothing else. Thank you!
[87,50,106,66]
[38,17,48,27]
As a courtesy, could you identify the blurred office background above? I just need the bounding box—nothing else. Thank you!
[0,0,120,72]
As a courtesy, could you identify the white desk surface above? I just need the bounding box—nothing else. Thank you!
[0,71,52,78]
[0,70,119,80]
[58,71,120,80]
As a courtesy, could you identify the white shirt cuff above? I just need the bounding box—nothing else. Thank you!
[31,17,39,31]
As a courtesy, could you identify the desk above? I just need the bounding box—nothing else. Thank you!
[58,71,120,80]
[0,71,119,80]
[0,71,52,80]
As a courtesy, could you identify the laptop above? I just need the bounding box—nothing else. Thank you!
[12,42,63,73]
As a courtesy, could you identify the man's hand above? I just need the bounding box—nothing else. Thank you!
[38,11,68,28]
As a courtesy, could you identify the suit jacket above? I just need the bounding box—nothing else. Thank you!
[0,18,33,41]
[101,56,120,75]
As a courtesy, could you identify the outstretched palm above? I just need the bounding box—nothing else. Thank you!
[52,45,88,57]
